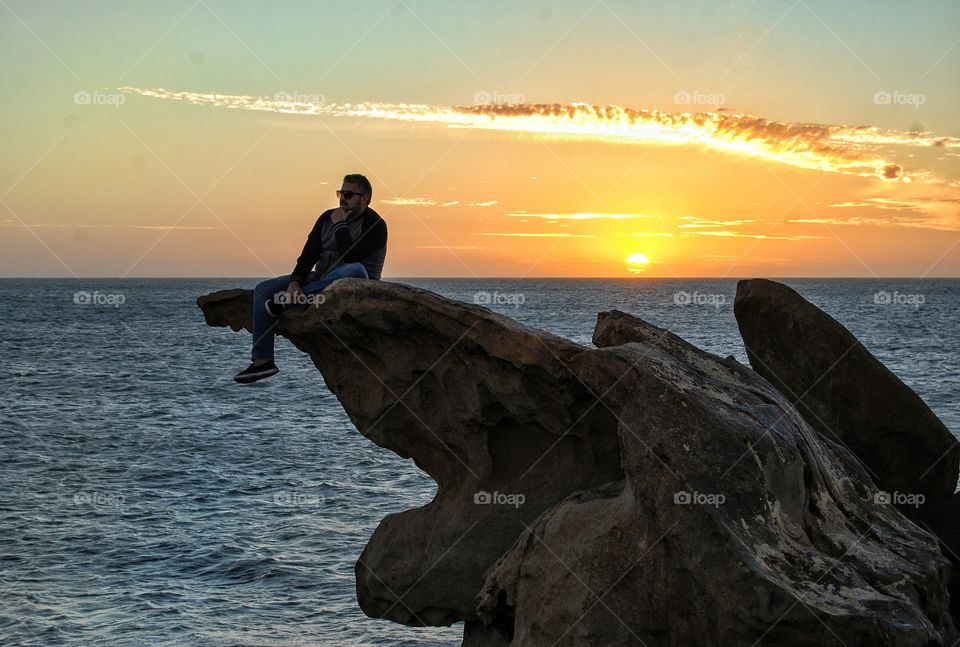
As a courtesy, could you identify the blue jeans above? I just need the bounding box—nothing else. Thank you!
[251,262,368,360]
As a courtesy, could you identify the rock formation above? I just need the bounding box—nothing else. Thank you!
[734,277,960,623]
[198,282,625,626]
[733,278,958,523]
[199,280,958,646]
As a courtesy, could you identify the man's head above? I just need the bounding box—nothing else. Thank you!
[338,173,372,217]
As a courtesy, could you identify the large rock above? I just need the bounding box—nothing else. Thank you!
[199,285,957,645]
[733,278,959,524]
[937,493,960,621]
[472,311,955,645]
[198,281,624,626]
[735,279,960,624]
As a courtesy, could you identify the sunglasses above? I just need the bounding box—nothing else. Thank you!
[336,190,367,200]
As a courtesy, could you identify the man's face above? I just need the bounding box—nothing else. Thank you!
[338,182,370,216]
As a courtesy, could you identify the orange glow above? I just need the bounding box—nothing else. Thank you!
[5,87,957,279]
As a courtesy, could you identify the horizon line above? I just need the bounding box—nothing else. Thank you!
[2,275,959,281]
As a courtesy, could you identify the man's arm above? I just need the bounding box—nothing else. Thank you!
[289,212,329,285]
[333,217,388,263]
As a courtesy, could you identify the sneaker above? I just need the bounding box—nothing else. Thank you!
[234,360,279,384]
[264,298,289,318]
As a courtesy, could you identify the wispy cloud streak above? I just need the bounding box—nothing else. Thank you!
[791,216,960,232]
[119,87,960,183]
[0,221,217,231]
[679,230,825,240]
[505,211,657,220]
[480,232,596,238]
[381,197,498,207]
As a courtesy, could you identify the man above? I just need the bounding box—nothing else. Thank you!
[234,173,387,384]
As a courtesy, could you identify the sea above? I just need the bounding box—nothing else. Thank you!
[2,278,958,646]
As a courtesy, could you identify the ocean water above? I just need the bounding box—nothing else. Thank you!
[2,278,957,646]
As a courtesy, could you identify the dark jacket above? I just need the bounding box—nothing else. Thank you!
[289,207,387,283]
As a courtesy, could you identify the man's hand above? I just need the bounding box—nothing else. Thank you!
[331,207,349,223]
[286,280,304,303]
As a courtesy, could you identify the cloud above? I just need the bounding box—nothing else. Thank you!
[453,200,499,207]
[0,221,217,231]
[480,232,596,238]
[829,197,960,213]
[133,225,219,231]
[416,245,485,250]
[679,230,826,240]
[381,197,437,206]
[675,216,802,242]
[119,87,960,184]
[790,216,960,232]
[816,190,960,230]
[505,211,658,220]
[677,216,757,228]
[880,164,902,180]
[699,254,792,264]
[381,197,498,207]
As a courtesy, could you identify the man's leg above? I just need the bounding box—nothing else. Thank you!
[251,275,292,361]
[301,263,368,296]
[236,266,365,384]
[252,265,364,358]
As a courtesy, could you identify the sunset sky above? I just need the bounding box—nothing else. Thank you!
[1,0,958,278]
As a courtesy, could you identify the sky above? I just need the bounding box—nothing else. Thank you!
[1,0,958,278]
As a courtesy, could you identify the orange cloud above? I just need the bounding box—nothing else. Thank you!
[678,216,757,228]
[790,216,960,232]
[0,221,217,231]
[382,197,498,207]
[829,197,960,213]
[679,230,825,240]
[480,232,596,238]
[119,87,960,185]
[505,211,659,221]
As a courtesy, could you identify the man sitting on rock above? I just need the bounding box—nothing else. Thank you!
[234,173,388,384]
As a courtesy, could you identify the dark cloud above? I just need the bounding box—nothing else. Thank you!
[880,164,903,180]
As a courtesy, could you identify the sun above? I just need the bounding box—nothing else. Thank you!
[626,253,650,273]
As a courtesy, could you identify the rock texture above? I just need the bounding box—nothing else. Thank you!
[937,493,960,620]
[734,277,960,623]
[199,282,957,646]
[733,278,958,523]
[475,310,955,645]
